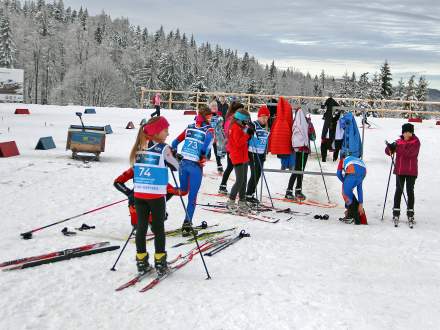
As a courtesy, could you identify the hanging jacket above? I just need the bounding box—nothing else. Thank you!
[228,121,251,165]
[268,96,293,155]
[385,135,420,176]
[291,108,310,153]
[340,112,362,158]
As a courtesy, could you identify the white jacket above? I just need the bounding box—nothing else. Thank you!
[291,108,310,150]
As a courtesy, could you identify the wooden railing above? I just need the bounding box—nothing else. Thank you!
[140,88,440,116]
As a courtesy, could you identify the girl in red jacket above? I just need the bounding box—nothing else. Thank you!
[120,117,179,276]
[385,123,421,225]
[226,109,254,213]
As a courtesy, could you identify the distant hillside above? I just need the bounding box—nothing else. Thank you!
[428,88,440,101]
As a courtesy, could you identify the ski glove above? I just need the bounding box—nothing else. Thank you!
[199,156,207,168]
[246,127,255,136]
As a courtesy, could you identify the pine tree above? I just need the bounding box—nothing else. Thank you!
[157,51,182,91]
[416,76,428,111]
[394,78,405,100]
[380,60,393,98]
[313,75,321,96]
[319,70,325,90]
[0,11,16,68]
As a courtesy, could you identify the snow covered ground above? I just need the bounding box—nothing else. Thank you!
[1,103,440,330]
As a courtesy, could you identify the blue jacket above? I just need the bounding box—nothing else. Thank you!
[340,112,362,158]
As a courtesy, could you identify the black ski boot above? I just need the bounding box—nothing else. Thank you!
[181,222,197,237]
[295,189,306,201]
[246,195,260,205]
[154,252,169,277]
[393,208,400,227]
[285,189,295,200]
[407,209,415,229]
[218,184,228,195]
[136,252,153,274]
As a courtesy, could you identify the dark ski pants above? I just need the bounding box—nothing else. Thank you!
[246,152,265,197]
[212,142,223,168]
[134,197,166,254]
[220,153,234,186]
[230,162,248,201]
[151,105,161,117]
[393,175,416,213]
[287,152,309,191]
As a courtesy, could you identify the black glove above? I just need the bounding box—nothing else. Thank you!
[128,190,134,206]
[247,121,256,130]
[246,127,255,136]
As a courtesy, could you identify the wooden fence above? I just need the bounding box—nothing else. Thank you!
[140,88,440,117]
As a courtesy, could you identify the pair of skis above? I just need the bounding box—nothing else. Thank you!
[1,242,119,271]
[393,217,416,229]
[273,194,337,208]
[201,207,281,223]
[116,235,230,292]
[204,230,250,257]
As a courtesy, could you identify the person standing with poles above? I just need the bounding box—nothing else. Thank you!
[171,106,214,236]
[284,107,314,201]
[226,108,253,213]
[129,116,180,276]
[385,123,420,227]
[246,105,270,205]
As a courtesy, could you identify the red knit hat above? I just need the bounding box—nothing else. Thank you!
[258,105,270,118]
[143,116,169,135]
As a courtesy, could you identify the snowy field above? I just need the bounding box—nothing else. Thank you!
[1,103,440,330]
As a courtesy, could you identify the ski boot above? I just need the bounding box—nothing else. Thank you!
[181,222,197,237]
[295,189,306,201]
[136,252,153,274]
[237,200,251,214]
[217,165,224,174]
[407,209,415,229]
[226,199,238,213]
[284,189,295,200]
[246,195,260,205]
[218,184,228,195]
[154,252,169,277]
[393,208,400,228]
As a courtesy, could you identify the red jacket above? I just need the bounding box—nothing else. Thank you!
[268,97,293,155]
[385,135,420,176]
[227,121,250,165]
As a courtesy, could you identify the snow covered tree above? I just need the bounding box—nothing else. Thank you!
[0,11,15,68]
[157,51,182,91]
[380,60,393,98]
[416,76,428,111]
[394,78,405,100]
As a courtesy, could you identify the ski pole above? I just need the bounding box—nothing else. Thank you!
[169,169,211,280]
[110,226,136,271]
[250,135,274,208]
[381,146,395,221]
[20,199,128,240]
[313,140,331,203]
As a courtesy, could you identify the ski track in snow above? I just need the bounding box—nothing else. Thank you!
[1,104,440,330]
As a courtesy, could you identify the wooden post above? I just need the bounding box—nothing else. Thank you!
[247,95,251,112]
[169,91,173,110]
[140,88,144,109]
[196,92,200,109]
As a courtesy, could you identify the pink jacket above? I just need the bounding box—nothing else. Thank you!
[224,116,232,153]
[154,94,161,106]
[385,135,420,176]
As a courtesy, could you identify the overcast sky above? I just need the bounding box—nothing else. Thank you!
[64,0,440,89]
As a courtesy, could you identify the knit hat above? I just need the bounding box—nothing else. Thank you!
[143,116,169,136]
[402,123,414,134]
[234,111,250,122]
[258,105,270,118]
